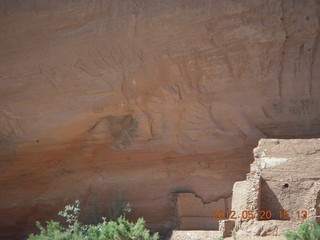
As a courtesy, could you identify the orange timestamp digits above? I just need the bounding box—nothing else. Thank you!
[212,210,255,220]
[278,210,308,219]
[212,210,237,219]
[212,210,308,220]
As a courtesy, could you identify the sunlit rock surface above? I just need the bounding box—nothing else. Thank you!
[1,0,320,238]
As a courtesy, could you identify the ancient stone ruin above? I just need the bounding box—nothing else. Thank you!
[220,138,320,237]
[173,192,231,230]
[171,139,320,239]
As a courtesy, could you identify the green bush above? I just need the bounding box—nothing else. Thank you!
[28,221,86,240]
[86,216,158,240]
[285,220,320,240]
[28,200,159,240]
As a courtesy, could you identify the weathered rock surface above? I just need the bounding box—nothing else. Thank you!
[1,0,320,239]
[174,192,232,230]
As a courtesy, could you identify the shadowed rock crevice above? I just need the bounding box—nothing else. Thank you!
[107,114,138,149]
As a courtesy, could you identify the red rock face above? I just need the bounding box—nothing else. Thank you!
[1,0,320,238]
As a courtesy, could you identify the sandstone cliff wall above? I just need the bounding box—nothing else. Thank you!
[1,0,320,238]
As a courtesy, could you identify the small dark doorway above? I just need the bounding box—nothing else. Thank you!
[259,179,286,220]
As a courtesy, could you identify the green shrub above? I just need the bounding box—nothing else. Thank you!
[285,220,320,240]
[28,200,159,240]
[86,216,158,240]
[28,221,86,240]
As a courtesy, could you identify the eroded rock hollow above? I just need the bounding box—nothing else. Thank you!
[1,0,320,238]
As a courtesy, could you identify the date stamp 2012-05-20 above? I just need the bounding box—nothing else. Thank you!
[212,210,310,220]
